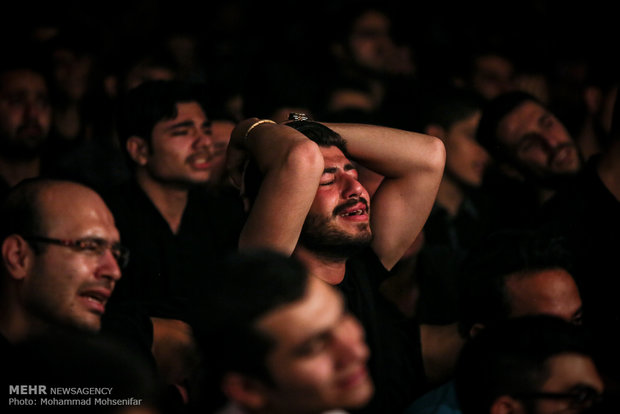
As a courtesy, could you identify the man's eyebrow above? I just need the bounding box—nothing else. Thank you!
[165,120,195,130]
[323,163,357,174]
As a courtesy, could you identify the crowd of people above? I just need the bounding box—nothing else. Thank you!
[1,1,619,413]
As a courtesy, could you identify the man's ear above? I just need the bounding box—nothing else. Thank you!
[221,372,269,411]
[491,395,525,414]
[126,136,150,166]
[2,235,33,281]
[469,323,486,339]
[425,124,446,141]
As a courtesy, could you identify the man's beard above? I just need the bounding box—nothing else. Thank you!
[511,144,583,191]
[0,123,47,160]
[298,211,373,262]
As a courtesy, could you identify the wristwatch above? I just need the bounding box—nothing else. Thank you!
[288,112,310,121]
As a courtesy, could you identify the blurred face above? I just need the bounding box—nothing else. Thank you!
[124,64,176,92]
[143,102,215,187]
[506,268,583,325]
[442,111,489,187]
[529,353,604,414]
[52,48,93,102]
[299,146,372,260]
[257,277,373,412]
[497,101,581,183]
[0,69,51,159]
[23,183,122,332]
[348,10,394,73]
[471,54,516,100]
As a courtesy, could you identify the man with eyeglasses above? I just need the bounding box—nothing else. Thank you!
[0,178,124,341]
[455,315,605,414]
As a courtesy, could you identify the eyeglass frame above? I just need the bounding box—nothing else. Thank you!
[513,385,604,410]
[22,236,130,268]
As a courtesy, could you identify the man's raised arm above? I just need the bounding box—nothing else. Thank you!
[227,118,324,255]
[324,123,445,270]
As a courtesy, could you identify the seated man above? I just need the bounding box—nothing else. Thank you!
[0,178,141,405]
[476,91,583,230]
[228,115,445,412]
[0,178,124,343]
[104,79,245,319]
[539,93,620,393]
[455,315,605,414]
[406,230,585,414]
[102,79,246,404]
[190,249,374,414]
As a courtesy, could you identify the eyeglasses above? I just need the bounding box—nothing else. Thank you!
[514,386,603,410]
[24,236,130,268]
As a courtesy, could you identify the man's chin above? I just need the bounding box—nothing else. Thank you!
[299,233,372,262]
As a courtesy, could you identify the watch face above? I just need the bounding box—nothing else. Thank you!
[288,112,310,121]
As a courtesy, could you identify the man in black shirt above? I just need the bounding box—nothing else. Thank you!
[476,91,583,230]
[229,115,445,413]
[101,80,245,404]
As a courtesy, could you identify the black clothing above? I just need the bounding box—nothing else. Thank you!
[339,248,428,414]
[101,180,246,321]
[538,155,620,383]
[479,166,541,231]
[416,192,501,324]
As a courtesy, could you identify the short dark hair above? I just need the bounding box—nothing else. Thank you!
[419,87,485,131]
[190,249,309,408]
[0,40,51,87]
[476,91,542,161]
[0,177,52,252]
[455,315,594,414]
[10,330,161,413]
[243,121,349,206]
[457,229,574,337]
[116,79,210,152]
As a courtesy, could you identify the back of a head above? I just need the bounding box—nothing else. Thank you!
[190,249,309,407]
[116,79,210,149]
[0,177,52,248]
[0,40,51,86]
[455,315,593,414]
[7,330,162,413]
[476,90,542,160]
[417,86,485,132]
[457,229,573,337]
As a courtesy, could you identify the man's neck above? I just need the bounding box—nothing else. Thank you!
[435,176,465,217]
[0,298,44,344]
[0,157,40,187]
[293,246,348,285]
[135,171,189,234]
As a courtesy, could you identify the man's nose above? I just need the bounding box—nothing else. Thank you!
[195,130,215,155]
[98,249,122,282]
[341,174,364,199]
[334,316,370,367]
[23,102,42,122]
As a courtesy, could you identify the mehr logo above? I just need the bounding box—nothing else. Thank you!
[9,385,47,395]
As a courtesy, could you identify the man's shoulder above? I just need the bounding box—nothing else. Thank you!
[405,381,460,414]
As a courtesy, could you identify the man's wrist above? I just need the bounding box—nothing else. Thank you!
[244,119,277,141]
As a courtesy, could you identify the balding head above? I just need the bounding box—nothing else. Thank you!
[0,178,124,341]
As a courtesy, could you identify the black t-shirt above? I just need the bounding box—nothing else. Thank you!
[538,156,620,381]
[338,247,428,414]
[418,191,502,324]
[101,180,246,321]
